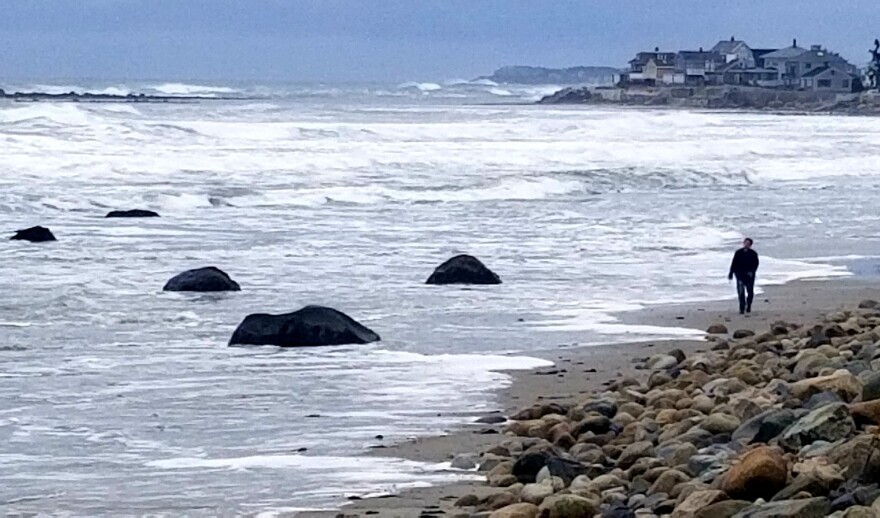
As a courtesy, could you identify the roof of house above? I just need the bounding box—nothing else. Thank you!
[800,65,857,78]
[739,67,781,74]
[630,52,676,66]
[761,46,808,59]
[712,40,748,54]
[751,48,778,58]
[677,51,724,61]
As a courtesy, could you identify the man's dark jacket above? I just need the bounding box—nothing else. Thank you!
[729,248,759,280]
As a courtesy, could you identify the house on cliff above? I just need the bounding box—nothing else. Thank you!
[626,49,677,85]
[760,41,856,89]
[621,38,858,92]
[673,50,727,85]
[800,65,859,92]
[711,38,756,68]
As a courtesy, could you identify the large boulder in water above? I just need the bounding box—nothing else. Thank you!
[229,305,380,347]
[11,226,56,242]
[426,254,501,285]
[163,267,241,292]
[106,209,160,218]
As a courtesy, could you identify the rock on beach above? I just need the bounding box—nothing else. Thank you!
[10,226,56,242]
[106,209,160,218]
[229,305,380,347]
[426,254,502,285]
[163,266,241,292]
[452,303,880,518]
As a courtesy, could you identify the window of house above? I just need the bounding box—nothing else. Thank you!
[817,79,832,88]
[805,63,812,69]
[842,80,850,89]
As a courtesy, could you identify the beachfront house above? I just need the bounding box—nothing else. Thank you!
[622,38,858,92]
[673,50,727,85]
[799,65,859,92]
[625,49,677,85]
[711,38,756,68]
[760,41,856,89]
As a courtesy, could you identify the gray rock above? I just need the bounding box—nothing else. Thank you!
[803,391,843,409]
[647,354,680,370]
[451,453,479,470]
[732,329,755,339]
[779,403,854,451]
[702,413,741,434]
[618,441,655,469]
[862,372,880,402]
[732,497,830,517]
[583,399,618,418]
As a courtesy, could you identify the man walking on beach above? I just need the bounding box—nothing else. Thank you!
[728,238,759,315]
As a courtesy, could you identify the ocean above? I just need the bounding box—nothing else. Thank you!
[0,79,872,515]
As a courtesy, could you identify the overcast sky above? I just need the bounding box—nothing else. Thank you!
[2,0,879,82]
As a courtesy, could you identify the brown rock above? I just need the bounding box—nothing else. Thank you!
[649,469,691,496]
[720,446,788,501]
[830,434,880,480]
[850,400,880,425]
[490,474,519,488]
[694,500,750,518]
[732,329,755,339]
[536,494,599,518]
[489,502,540,518]
[789,369,863,402]
[481,492,520,511]
[456,494,481,507]
[671,489,728,518]
[618,441,655,469]
[707,323,729,335]
[840,506,877,518]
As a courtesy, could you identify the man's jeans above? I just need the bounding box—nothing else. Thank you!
[736,274,755,314]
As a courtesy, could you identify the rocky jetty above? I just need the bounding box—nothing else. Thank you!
[163,267,241,292]
[106,209,160,218]
[450,301,880,517]
[0,88,225,103]
[10,226,56,242]
[229,305,380,347]
[426,255,502,285]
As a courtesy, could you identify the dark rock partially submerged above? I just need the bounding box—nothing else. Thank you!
[426,254,502,285]
[163,267,241,292]
[106,209,160,218]
[229,305,380,347]
[11,226,56,242]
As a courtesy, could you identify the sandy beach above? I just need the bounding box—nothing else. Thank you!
[296,275,880,517]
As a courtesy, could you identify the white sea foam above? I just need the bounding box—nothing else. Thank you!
[149,82,237,96]
[488,87,515,97]
[398,82,443,92]
[0,104,92,125]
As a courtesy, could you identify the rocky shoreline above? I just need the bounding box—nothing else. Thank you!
[307,278,880,518]
[538,86,880,116]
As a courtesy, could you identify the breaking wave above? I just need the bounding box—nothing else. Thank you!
[149,83,238,96]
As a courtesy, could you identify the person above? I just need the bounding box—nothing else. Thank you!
[728,238,759,315]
